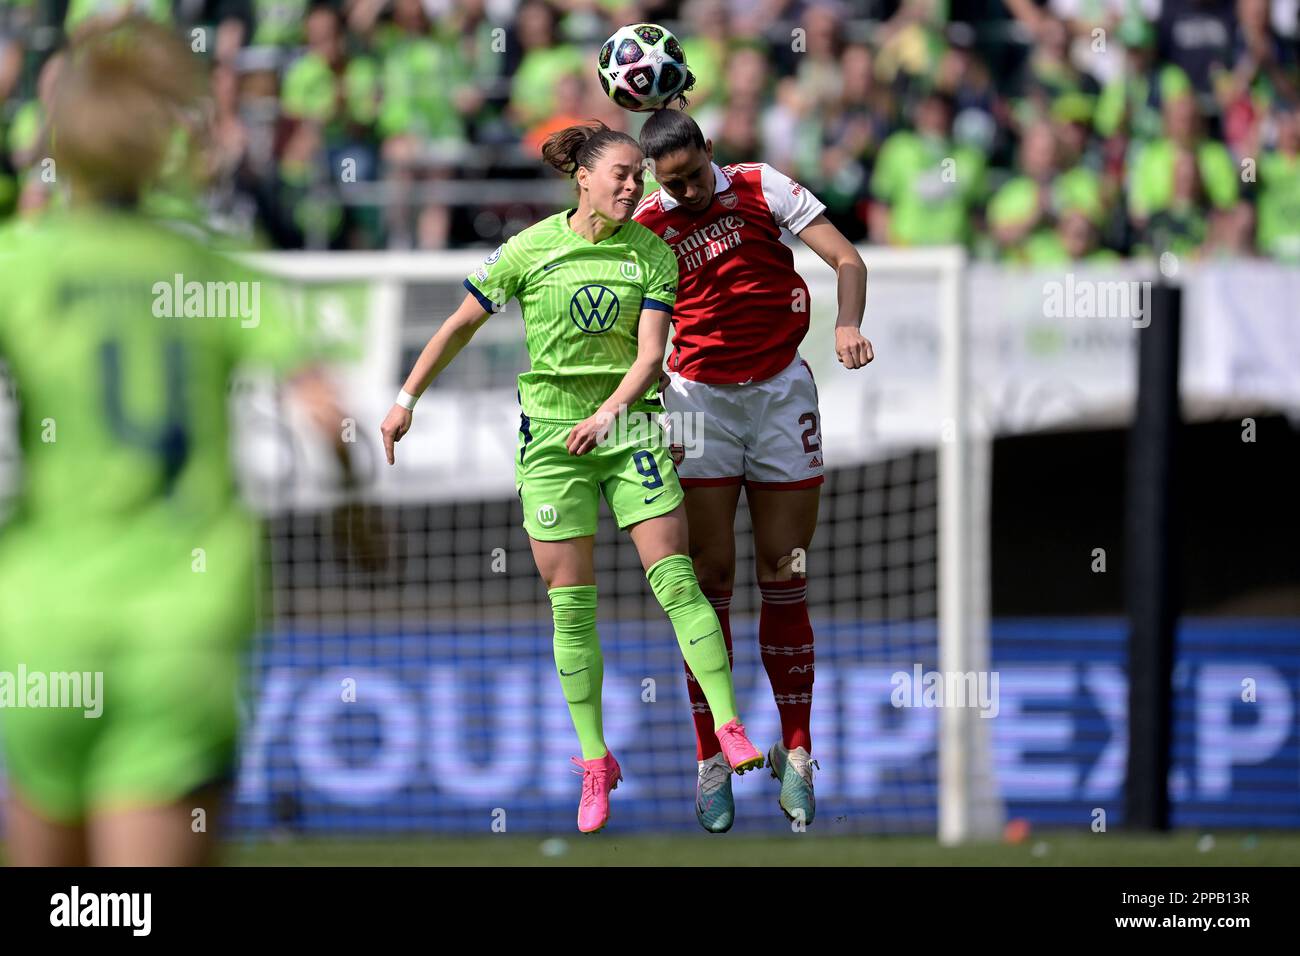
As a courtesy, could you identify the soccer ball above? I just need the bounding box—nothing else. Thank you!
[597,23,689,112]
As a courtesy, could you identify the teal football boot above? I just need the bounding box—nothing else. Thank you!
[768,743,819,825]
[694,752,735,833]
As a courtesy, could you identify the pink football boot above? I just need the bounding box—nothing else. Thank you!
[570,751,622,833]
[714,718,764,774]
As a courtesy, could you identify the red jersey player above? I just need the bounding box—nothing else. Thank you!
[633,109,873,831]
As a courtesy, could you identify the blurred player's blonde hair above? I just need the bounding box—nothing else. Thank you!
[49,15,206,205]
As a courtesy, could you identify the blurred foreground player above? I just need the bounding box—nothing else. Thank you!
[0,18,348,865]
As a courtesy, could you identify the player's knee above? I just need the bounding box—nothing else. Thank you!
[549,586,598,702]
[688,538,734,585]
[645,554,703,614]
[756,550,807,583]
[548,585,597,639]
[691,560,734,595]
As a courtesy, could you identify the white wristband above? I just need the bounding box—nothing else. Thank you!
[396,389,419,411]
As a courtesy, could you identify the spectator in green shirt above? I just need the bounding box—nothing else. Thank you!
[278,7,386,247]
[1021,207,1121,267]
[791,43,893,241]
[64,0,171,35]
[281,6,380,144]
[793,3,849,114]
[693,43,773,147]
[507,0,585,130]
[875,0,949,96]
[1094,19,1191,146]
[1011,13,1099,131]
[1128,92,1239,230]
[251,0,309,48]
[870,90,987,246]
[363,0,479,248]
[1136,145,1210,258]
[277,117,344,247]
[6,98,43,171]
[439,0,502,130]
[370,0,476,143]
[3,52,60,224]
[678,0,730,111]
[988,122,1104,261]
[1256,104,1300,262]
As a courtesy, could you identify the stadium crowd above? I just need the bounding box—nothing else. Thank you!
[1,0,1297,262]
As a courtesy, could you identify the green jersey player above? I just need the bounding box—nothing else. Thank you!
[0,19,347,865]
[379,122,764,833]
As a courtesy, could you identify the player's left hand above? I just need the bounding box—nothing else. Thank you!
[567,410,614,456]
[835,327,875,370]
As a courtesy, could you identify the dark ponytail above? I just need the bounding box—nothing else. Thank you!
[542,120,640,178]
[670,68,698,111]
[639,107,706,162]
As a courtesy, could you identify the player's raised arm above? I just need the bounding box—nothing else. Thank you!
[565,305,672,456]
[796,215,873,370]
[380,291,493,464]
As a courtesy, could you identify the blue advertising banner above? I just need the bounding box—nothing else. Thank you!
[225,618,1300,834]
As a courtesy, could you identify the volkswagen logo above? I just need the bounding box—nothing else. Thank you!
[570,284,620,334]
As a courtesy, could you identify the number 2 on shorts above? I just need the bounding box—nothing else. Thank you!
[799,412,821,453]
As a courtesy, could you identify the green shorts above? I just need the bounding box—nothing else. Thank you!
[515,412,684,540]
[0,510,255,823]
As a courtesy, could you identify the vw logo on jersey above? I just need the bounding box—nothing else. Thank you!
[570,284,620,334]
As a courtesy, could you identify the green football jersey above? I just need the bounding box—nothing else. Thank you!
[0,210,306,576]
[64,0,172,33]
[870,131,988,246]
[463,209,678,422]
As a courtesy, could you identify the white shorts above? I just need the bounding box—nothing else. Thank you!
[662,354,824,489]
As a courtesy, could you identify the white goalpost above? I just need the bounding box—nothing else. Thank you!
[932,247,1001,844]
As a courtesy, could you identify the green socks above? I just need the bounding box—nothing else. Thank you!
[646,554,739,727]
[549,585,606,760]
[551,560,739,761]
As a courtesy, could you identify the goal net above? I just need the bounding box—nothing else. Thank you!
[226,246,1000,840]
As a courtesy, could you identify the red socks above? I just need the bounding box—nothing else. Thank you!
[684,590,734,761]
[683,582,815,759]
[759,579,814,752]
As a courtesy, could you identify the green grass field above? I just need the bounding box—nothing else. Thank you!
[2,832,1293,866]
[202,831,1299,866]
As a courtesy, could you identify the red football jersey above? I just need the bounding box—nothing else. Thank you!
[633,162,826,384]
